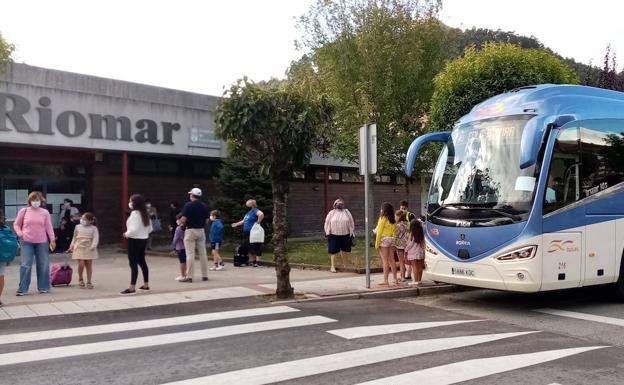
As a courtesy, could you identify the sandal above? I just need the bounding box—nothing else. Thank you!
[87,283,94,289]
[78,280,86,289]
[377,281,389,286]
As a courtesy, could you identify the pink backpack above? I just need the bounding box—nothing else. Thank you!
[50,263,73,286]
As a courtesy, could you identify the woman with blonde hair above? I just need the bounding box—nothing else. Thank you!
[374,202,397,286]
[324,198,355,273]
[232,199,265,267]
[13,191,56,295]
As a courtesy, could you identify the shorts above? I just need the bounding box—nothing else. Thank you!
[380,236,395,248]
[327,234,352,254]
[0,262,6,276]
[211,242,221,250]
[249,243,262,257]
[176,249,187,264]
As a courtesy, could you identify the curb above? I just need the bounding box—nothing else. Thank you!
[271,284,458,304]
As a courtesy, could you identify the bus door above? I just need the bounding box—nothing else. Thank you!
[542,123,583,290]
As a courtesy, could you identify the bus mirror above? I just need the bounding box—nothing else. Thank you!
[404,131,451,176]
[519,117,546,169]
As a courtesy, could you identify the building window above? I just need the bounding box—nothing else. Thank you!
[374,175,392,183]
[134,157,158,173]
[342,171,364,183]
[396,175,406,185]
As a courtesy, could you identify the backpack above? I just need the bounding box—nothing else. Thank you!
[0,225,18,263]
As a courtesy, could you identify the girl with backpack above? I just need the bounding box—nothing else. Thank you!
[68,212,99,289]
[405,219,426,286]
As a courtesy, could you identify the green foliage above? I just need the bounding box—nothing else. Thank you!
[294,0,457,174]
[428,43,579,133]
[0,31,14,72]
[215,79,333,178]
[212,155,273,241]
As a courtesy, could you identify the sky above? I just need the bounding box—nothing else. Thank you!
[1,0,622,96]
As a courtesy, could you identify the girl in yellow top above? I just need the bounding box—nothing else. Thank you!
[375,202,398,286]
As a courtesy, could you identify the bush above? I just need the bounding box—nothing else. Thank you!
[428,43,579,133]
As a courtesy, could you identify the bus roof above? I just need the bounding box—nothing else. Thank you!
[457,84,624,127]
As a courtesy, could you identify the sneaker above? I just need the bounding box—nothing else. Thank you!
[39,290,49,294]
[174,276,185,281]
[219,261,225,267]
[15,291,25,296]
[215,265,224,271]
[179,277,192,283]
[138,285,150,291]
[120,288,136,295]
[252,263,260,268]
[209,266,218,271]
[330,267,337,273]
[202,277,208,281]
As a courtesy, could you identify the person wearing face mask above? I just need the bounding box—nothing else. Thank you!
[121,194,153,295]
[68,212,99,289]
[324,198,355,273]
[13,191,56,295]
[57,199,79,253]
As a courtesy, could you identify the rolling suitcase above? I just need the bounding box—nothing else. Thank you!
[233,244,249,267]
[50,263,73,286]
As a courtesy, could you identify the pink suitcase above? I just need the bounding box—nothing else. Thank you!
[50,263,73,286]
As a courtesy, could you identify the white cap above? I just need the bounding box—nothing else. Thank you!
[188,187,202,196]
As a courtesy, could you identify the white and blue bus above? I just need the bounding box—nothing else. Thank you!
[405,85,624,296]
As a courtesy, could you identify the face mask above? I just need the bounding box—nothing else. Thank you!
[335,204,345,209]
[64,203,70,209]
[32,201,41,208]
[210,216,215,221]
[146,203,151,208]
[128,202,134,210]
[176,220,181,226]
[80,219,87,225]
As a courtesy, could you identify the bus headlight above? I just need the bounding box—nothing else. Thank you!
[495,246,537,261]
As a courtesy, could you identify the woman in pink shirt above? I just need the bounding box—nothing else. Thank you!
[13,191,56,295]
[324,198,355,273]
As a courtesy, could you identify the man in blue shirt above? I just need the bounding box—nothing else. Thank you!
[179,188,210,282]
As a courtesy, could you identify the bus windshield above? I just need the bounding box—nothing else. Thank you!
[428,115,537,224]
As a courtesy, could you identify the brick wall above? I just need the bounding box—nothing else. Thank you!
[286,180,422,237]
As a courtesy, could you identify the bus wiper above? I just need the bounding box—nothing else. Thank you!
[443,203,522,221]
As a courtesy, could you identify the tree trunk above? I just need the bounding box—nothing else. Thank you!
[272,174,294,299]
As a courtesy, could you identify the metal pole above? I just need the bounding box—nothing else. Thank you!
[121,152,129,248]
[364,124,371,289]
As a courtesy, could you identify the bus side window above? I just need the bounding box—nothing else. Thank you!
[544,124,581,214]
[579,119,624,197]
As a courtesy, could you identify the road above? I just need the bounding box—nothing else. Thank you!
[2,286,624,384]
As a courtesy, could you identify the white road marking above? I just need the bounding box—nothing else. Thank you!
[534,308,624,327]
[0,306,299,345]
[355,346,606,385]
[327,320,483,339]
[0,315,334,366]
[160,331,537,385]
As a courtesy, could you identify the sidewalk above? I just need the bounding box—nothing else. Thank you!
[0,248,450,319]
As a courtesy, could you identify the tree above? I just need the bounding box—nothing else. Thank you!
[215,79,333,299]
[597,45,623,91]
[0,31,14,72]
[212,155,273,241]
[428,43,579,133]
[295,0,459,174]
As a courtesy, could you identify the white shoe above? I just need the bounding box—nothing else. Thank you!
[215,265,224,271]
[209,266,218,271]
[174,276,185,281]
[330,267,337,273]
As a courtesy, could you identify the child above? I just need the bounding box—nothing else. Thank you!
[68,212,99,289]
[172,213,187,281]
[405,219,425,286]
[209,210,225,271]
[374,202,397,286]
[394,210,408,282]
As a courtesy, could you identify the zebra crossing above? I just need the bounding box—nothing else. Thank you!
[0,300,611,385]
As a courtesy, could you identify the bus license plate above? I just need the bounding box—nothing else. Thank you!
[451,267,475,277]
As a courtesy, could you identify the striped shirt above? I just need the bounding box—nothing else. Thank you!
[324,209,355,236]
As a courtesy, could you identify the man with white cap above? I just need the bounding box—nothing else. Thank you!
[178,187,210,282]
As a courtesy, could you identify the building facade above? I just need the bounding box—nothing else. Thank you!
[0,64,423,244]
